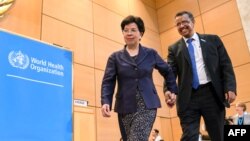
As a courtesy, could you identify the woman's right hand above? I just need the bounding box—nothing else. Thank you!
[101,104,111,117]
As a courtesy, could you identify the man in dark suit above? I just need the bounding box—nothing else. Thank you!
[164,11,237,141]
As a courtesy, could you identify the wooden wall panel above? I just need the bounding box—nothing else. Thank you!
[43,0,93,32]
[169,106,178,118]
[95,70,104,108]
[74,64,95,106]
[202,0,242,36]
[157,0,200,33]
[160,28,181,59]
[171,117,182,141]
[96,108,121,141]
[234,64,250,102]
[153,69,164,87]
[129,0,159,32]
[141,0,156,9]
[198,0,230,13]
[160,118,174,141]
[0,0,42,39]
[94,35,122,70]
[156,85,171,118]
[41,15,94,67]
[74,107,96,141]
[156,0,173,9]
[221,30,250,67]
[226,104,236,118]
[93,4,124,44]
[141,29,162,54]
[93,0,129,17]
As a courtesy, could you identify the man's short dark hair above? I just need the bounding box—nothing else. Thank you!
[154,129,159,134]
[175,11,194,22]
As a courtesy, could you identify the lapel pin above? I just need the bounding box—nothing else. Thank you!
[201,39,206,42]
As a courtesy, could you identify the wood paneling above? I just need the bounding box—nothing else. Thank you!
[160,118,174,141]
[41,15,94,67]
[171,117,182,141]
[93,0,129,17]
[234,64,250,102]
[199,0,230,13]
[94,35,122,70]
[74,107,96,141]
[96,108,121,141]
[156,0,173,9]
[74,64,95,106]
[141,29,162,54]
[160,27,181,59]
[156,85,171,117]
[0,0,42,39]
[43,0,93,32]
[202,0,242,36]
[153,69,164,87]
[93,3,124,44]
[221,30,250,67]
[157,0,200,33]
[129,0,159,32]
[95,70,104,108]
[141,0,156,9]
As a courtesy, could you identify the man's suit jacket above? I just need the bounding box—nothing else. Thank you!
[101,44,177,114]
[232,113,250,125]
[166,33,236,113]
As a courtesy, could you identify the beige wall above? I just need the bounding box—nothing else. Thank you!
[0,0,249,141]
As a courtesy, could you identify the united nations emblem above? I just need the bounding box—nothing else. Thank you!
[0,0,15,18]
[8,50,29,69]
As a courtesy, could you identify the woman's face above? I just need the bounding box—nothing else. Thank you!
[122,23,141,47]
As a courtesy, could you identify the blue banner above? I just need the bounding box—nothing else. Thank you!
[0,29,72,141]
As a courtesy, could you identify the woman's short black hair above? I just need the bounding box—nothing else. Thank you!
[121,15,145,36]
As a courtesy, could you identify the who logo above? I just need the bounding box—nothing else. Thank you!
[8,50,29,69]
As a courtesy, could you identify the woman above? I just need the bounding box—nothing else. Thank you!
[101,15,177,141]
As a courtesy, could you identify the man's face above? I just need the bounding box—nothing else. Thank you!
[175,14,195,38]
[236,106,244,115]
[152,130,157,137]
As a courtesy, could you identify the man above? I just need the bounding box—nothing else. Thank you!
[164,11,237,141]
[231,102,250,125]
[152,129,162,141]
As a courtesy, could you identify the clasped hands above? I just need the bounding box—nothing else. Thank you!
[165,91,176,108]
